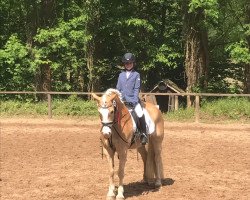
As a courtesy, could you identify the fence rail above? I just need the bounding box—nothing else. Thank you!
[1,91,250,96]
[1,91,250,122]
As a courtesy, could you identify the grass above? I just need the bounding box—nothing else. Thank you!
[163,97,250,123]
[0,97,98,118]
[201,97,250,120]
[163,107,195,122]
[1,96,249,123]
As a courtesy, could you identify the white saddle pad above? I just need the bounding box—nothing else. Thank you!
[130,109,155,135]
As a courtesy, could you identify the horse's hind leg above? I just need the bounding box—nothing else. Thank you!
[153,139,164,187]
[137,146,147,181]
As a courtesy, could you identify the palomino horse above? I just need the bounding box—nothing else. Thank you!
[92,88,164,200]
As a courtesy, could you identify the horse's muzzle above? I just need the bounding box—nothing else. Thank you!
[101,125,112,138]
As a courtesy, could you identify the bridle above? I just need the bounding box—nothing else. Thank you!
[99,102,117,127]
[99,102,129,144]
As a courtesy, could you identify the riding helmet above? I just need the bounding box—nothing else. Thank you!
[122,53,135,63]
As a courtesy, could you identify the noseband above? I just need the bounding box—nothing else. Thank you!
[102,121,113,128]
[99,103,129,144]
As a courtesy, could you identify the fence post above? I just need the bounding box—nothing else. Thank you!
[187,95,191,108]
[195,95,200,123]
[47,93,52,118]
[174,95,179,111]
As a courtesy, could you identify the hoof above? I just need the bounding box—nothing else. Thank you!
[147,179,155,186]
[155,180,162,188]
[116,194,125,200]
[106,196,115,200]
[141,177,147,183]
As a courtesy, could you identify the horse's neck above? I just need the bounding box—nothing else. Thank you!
[117,102,133,130]
[118,103,130,120]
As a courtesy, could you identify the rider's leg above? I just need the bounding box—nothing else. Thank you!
[138,115,147,145]
[134,103,148,145]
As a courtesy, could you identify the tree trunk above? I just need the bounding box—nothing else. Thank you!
[86,41,94,93]
[25,1,38,47]
[38,63,51,92]
[244,64,250,94]
[36,0,55,100]
[84,1,101,94]
[244,2,250,94]
[183,5,209,97]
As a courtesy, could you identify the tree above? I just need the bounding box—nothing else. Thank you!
[34,15,91,92]
[226,0,250,94]
[0,35,35,92]
[1,0,248,98]
[183,0,219,92]
[218,0,250,94]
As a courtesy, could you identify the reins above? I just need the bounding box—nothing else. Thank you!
[112,123,129,144]
[112,104,131,144]
[100,104,130,146]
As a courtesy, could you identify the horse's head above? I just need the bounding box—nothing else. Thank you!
[92,89,121,139]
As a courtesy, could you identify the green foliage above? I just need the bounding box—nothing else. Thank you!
[0,100,48,116]
[1,97,249,123]
[206,0,248,93]
[226,40,250,64]
[0,96,98,117]
[154,44,182,68]
[124,18,154,32]
[189,0,219,20]
[0,35,36,91]
[164,107,195,122]
[34,15,91,91]
[0,0,249,95]
[52,99,98,116]
[201,97,250,120]
[206,77,243,94]
[164,97,250,122]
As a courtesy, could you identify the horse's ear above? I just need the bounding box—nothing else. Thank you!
[91,93,101,102]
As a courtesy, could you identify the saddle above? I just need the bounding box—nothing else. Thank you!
[124,102,140,129]
[124,102,144,144]
[124,102,156,146]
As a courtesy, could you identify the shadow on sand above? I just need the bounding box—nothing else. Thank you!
[123,178,175,198]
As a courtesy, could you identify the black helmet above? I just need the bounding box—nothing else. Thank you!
[122,53,135,63]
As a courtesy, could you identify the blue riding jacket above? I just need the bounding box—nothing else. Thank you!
[116,69,141,106]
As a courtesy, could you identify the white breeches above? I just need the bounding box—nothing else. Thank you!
[134,103,143,118]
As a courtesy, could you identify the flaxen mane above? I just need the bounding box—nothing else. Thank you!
[105,88,123,101]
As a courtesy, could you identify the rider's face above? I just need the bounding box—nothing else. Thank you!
[124,62,134,70]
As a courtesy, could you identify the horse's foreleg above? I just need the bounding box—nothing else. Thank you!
[103,147,116,199]
[116,151,127,200]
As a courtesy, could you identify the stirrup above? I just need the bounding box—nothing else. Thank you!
[140,133,148,145]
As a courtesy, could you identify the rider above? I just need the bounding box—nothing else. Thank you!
[116,52,148,145]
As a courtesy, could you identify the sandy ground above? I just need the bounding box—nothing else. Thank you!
[0,118,249,200]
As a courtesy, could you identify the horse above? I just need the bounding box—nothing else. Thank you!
[92,88,164,200]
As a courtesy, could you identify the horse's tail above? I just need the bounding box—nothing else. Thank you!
[145,125,164,186]
[144,101,164,185]
[145,136,164,185]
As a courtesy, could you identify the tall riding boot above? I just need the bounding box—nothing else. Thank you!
[139,115,148,145]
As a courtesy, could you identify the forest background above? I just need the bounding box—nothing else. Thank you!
[0,0,250,101]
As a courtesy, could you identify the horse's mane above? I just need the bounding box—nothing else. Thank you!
[105,88,123,102]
